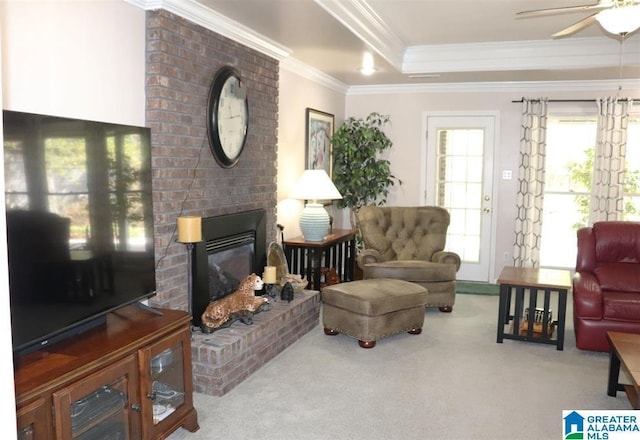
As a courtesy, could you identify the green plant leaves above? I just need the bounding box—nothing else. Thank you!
[331,112,401,226]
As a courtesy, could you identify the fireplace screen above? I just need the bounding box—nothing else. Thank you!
[191,209,267,327]
[207,233,254,301]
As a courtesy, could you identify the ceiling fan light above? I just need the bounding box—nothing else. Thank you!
[595,5,640,34]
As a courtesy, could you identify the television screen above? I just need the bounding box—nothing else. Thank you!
[3,110,156,355]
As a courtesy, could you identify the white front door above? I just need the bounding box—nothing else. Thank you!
[423,113,497,282]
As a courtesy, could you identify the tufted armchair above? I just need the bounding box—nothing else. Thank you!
[356,206,461,312]
[573,221,640,352]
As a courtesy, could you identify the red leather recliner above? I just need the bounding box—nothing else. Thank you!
[573,221,640,352]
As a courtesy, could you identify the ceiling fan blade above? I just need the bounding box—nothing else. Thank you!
[517,2,607,18]
[552,13,598,37]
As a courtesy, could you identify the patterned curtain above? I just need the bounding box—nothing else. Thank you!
[513,98,547,268]
[590,97,634,223]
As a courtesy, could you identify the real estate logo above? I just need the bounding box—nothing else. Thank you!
[563,410,640,439]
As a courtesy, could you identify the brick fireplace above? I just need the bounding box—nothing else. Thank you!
[144,10,319,395]
[146,9,278,310]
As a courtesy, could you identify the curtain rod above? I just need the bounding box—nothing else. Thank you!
[511,98,633,103]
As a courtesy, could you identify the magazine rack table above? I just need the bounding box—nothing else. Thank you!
[496,266,571,351]
[283,228,357,290]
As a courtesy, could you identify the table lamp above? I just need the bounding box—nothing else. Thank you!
[177,216,202,315]
[291,170,342,242]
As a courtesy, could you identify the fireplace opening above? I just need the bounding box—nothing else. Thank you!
[206,232,254,301]
[191,209,266,327]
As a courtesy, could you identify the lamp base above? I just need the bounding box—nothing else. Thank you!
[299,202,330,242]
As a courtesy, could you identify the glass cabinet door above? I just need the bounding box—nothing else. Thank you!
[52,355,140,440]
[150,345,185,425]
[139,328,193,438]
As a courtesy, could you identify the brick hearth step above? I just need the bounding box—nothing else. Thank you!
[191,290,320,396]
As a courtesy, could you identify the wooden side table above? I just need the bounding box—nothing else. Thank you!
[283,228,357,290]
[496,266,571,350]
[607,331,640,409]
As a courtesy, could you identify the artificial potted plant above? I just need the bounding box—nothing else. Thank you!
[331,112,401,231]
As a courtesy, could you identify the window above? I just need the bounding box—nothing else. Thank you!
[4,127,148,251]
[540,111,640,269]
[45,135,89,244]
[435,128,484,262]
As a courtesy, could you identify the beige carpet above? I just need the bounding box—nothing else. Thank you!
[169,292,630,440]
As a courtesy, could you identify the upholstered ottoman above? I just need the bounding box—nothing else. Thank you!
[363,261,457,312]
[321,278,428,348]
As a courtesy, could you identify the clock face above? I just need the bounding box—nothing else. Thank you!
[207,66,249,168]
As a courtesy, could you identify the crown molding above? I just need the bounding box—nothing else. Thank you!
[280,58,349,95]
[347,79,640,96]
[313,0,405,69]
[127,0,291,61]
[403,37,639,73]
[127,0,640,96]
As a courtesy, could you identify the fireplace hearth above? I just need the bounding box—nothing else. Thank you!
[191,290,320,396]
[189,210,320,396]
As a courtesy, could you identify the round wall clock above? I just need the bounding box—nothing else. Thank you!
[206,66,249,168]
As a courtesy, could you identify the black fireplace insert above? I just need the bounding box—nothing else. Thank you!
[191,209,266,327]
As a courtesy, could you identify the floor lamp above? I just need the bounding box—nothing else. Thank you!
[177,216,202,317]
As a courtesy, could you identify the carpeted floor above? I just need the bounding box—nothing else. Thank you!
[169,292,630,440]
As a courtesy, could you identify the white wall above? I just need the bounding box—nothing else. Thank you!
[277,68,346,239]
[345,84,640,280]
[1,0,146,125]
[0,0,147,433]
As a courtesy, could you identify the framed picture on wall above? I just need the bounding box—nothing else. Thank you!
[305,108,334,177]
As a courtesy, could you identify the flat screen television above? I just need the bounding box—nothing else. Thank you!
[3,109,156,356]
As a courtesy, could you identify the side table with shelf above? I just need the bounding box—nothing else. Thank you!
[496,266,571,351]
[283,228,357,290]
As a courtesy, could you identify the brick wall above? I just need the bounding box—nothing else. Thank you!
[145,10,278,310]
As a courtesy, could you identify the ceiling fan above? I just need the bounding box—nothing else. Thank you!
[516,0,640,37]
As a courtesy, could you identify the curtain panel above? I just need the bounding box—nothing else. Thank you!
[590,97,634,223]
[513,98,548,268]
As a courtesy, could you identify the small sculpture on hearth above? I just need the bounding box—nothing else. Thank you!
[201,273,271,333]
[264,283,280,299]
[280,281,294,303]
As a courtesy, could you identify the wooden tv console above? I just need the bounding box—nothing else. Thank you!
[14,305,199,439]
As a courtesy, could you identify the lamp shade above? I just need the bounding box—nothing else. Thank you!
[291,170,343,202]
[291,170,342,242]
[596,5,640,35]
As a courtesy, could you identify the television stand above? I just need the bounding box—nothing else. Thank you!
[14,305,198,439]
